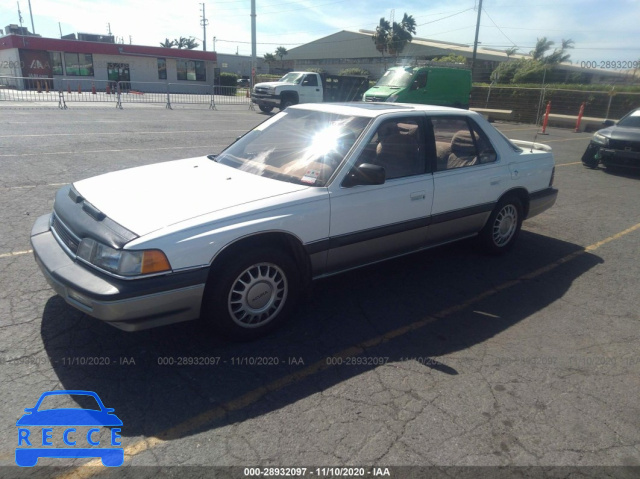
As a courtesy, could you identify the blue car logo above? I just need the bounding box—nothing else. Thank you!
[16,390,123,467]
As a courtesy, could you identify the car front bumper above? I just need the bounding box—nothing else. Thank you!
[251,93,280,108]
[31,214,208,331]
[583,141,640,169]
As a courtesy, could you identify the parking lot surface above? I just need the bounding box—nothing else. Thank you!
[1,104,639,478]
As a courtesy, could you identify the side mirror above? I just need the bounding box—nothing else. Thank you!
[342,163,386,187]
[602,119,615,127]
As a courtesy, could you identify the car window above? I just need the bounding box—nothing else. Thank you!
[215,109,370,186]
[431,116,497,171]
[357,118,426,180]
[302,75,318,87]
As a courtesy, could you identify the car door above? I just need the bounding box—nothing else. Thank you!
[324,115,434,274]
[428,115,509,245]
[299,74,322,103]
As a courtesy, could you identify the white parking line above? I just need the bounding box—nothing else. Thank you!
[0,250,33,259]
[1,183,67,190]
[0,145,225,158]
[0,130,247,138]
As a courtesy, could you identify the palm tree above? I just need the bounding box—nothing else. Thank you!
[275,46,288,70]
[263,53,277,72]
[160,38,175,48]
[505,47,518,59]
[372,18,391,70]
[531,37,554,61]
[184,37,200,50]
[371,14,416,65]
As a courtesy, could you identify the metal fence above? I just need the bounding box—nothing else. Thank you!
[471,85,640,125]
[0,76,252,110]
[4,76,640,124]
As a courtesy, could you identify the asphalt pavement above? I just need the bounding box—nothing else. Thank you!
[0,103,639,478]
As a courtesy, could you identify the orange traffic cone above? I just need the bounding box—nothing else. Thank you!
[77,83,82,94]
[45,82,50,93]
[106,84,111,95]
[91,82,96,95]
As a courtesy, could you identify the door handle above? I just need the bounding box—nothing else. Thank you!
[410,191,426,201]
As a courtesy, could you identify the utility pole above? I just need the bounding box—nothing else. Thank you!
[17,2,23,30]
[471,0,483,81]
[27,0,35,34]
[200,3,209,51]
[251,0,256,85]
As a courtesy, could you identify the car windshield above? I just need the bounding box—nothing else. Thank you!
[279,72,305,84]
[215,109,371,186]
[616,111,640,128]
[375,69,414,88]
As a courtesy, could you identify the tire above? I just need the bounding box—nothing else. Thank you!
[258,105,274,113]
[478,197,523,255]
[280,96,296,110]
[202,247,299,340]
[581,143,600,169]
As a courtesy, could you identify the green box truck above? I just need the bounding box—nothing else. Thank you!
[362,66,471,109]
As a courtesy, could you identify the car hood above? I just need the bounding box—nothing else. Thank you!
[364,86,399,99]
[598,126,640,141]
[73,156,309,237]
[255,81,296,89]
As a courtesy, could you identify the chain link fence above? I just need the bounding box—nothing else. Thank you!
[471,85,640,125]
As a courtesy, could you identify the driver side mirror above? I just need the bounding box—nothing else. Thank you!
[602,119,615,127]
[342,163,386,187]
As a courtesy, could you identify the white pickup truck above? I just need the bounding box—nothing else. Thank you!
[251,71,369,113]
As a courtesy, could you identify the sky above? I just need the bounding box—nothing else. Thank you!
[1,0,639,67]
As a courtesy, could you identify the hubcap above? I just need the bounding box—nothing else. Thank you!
[492,204,518,247]
[228,262,287,328]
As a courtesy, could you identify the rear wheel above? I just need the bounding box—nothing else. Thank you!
[478,197,523,254]
[202,247,299,340]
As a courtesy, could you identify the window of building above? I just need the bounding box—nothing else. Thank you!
[49,52,63,75]
[64,53,94,76]
[157,58,167,80]
[176,60,206,81]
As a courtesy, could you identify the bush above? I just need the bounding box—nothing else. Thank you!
[339,68,370,77]
[218,72,237,95]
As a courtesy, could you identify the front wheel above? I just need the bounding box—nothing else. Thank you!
[258,105,274,113]
[202,248,299,340]
[280,97,296,110]
[478,197,523,255]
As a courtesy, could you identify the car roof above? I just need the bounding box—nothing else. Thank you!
[288,102,475,118]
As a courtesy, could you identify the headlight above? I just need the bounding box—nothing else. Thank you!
[76,238,171,277]
[592,132,609,146]
[386,95,398,103]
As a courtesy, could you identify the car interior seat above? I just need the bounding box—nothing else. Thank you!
[375,122,422,179]
[447,130,478,169]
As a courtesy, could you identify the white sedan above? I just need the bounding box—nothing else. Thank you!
[31,103,557,340]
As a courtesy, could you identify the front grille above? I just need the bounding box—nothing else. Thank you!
[51,214,80,255]
[254,87,271,95]
[365,95,388,102]
[608,139,640,152]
